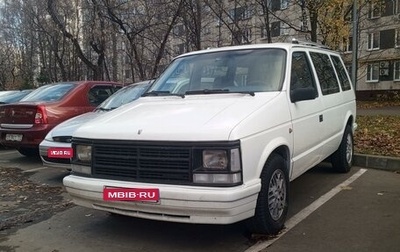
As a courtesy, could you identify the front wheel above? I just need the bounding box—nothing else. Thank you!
[331,125,353,173]
[246,153,289,235]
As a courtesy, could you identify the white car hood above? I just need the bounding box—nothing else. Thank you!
[47,112,102,138]
[74,93,279,141]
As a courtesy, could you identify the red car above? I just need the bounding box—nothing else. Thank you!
[0,81,122,156]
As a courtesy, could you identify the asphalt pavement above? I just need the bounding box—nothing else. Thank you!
[255,167,400,252]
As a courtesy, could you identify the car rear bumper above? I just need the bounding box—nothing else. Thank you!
[63,175,261,224]
[0,125,51,149]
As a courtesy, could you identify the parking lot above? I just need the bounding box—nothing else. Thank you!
[0,148,399,252]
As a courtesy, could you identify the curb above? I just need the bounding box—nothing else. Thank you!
[353,153,400,172]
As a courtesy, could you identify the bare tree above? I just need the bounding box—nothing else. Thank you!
[97,0,184,80]
[47,0,111,80]
[180,0,203,51]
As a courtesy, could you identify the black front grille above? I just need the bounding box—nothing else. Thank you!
[92,143,192,184]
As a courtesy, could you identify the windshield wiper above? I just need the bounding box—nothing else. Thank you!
[142,91,185,98]
[185,89,229,95]
[185,89,255,97]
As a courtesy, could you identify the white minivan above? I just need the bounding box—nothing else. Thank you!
[63,41,356,235]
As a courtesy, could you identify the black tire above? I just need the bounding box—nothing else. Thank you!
[246,153,289,235]
[18,147,39,157]
[331,125,353,173]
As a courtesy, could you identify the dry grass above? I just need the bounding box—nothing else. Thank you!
[354,115,400,157]
[355,101,400,157]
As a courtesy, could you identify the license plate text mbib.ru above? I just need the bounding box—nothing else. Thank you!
[103,188,160,202]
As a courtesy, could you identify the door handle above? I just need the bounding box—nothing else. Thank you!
[319,115,323,122]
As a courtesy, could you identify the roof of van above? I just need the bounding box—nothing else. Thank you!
[176,41,335,58]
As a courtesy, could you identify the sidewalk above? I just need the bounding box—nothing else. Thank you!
[357,105,400,116]
[354,105,400,172]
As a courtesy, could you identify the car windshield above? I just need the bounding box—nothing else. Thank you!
[20,83,76,102]
[97,81,151,110]
[149,48,286,95]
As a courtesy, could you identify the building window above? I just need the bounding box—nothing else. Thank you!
[228,9,235,23]
[382,0,395,16]
[202,25,211,35]
[173,25,184,36]
[380,29,396,49]
[343,37,353,52]
[175,43,185,55]
[241,28,252,44]
[397,0,400,14]
[368,32,380,50]
[241,7,252,19]
[280,22,289,35]
[281,0,290,9]
[394,61,400,81]
[270,0,290,11]
[367,62,380,82]
[369,2,381,18]
[261,26,267,38]
[270,21,289,37]
[229,6,252,23]
[396,29,400,47]
[124,69,131,79]
[271,21,280,37]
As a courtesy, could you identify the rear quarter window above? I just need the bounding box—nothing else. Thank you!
[88,86,121,106]
[331,55,352,91]
[20,83,76,102]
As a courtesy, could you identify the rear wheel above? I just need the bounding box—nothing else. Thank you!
[247,153,289,235]
[331,125,353,173]
[18,147,39,157]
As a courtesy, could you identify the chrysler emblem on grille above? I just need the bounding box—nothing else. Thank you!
[137,129,143,135]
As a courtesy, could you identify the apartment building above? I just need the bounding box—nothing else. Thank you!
[349,0,400,97]
[168,0,400,96]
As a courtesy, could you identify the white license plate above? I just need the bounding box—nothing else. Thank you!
[5,134,23,142]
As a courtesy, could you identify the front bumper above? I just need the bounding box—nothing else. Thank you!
[39,139,72,169]
[63,175,261,224]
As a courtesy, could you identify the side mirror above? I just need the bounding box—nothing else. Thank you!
[290,87,317,103]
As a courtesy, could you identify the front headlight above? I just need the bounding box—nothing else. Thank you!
[203,150,228,169]
[72,144,92,175]
[193,147,242,185]
[76,145,92,163]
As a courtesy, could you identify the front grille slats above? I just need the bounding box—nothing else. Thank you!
[92,143,192,184]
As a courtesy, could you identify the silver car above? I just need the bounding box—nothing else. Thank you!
[39,80,151,169]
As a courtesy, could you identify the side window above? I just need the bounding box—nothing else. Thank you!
[290,52,317,94]
[310,52,340,95]
[88,86,119,106]
[331,55,352,91]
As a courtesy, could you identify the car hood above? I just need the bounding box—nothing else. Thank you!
[74,93,280,141]
[46,112,102,138]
